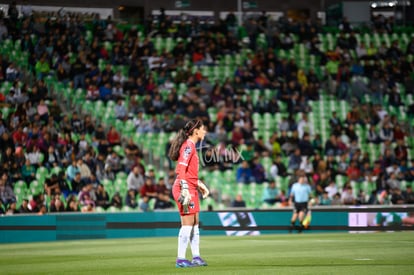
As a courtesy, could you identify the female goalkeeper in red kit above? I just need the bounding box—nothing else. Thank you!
[168,119,209,268]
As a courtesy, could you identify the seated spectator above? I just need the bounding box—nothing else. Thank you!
[356,189,367,205]
[231,194,246,208]
[148,51,166,70]
[379,122,394,142]
[390,188,405,205]
[0,172,16,206]
[394,139,408,163]
[12,126,28,147]
[346,161,362,182]
[114,99,128,120]
[25,145,43,169]
[141,115,161,133]
[66,194,80,212]
[325,181,338,199]
[44,145,62,170]
[35,55,51,80]
[298,133,314,157]
[236,160,254,184]
[44,174,61,197]
[402,185,414,204]
[50,194,65,212]
[99,82,113,101]
[154,177,173,209]
[66,159,80,181]
[288,148,302,172]
[107,126,121,146]
[78,183,95,207]
[367,125,381,144]
[269,155,289,179]
[86,83,100,100]
[95,184,111,210]
[21,158,36,185]
[105,151,123,176]
[71,172,84,193]
[300,156,314,176]
[5,201,18,215]
[125,189,138,209]
[336,153,349,176]
[325,134,340,156]
[262,180,280,205]
[251,157,266,184]
[18,199,31,214]
[127,166,144,194]
[6,62,19,81]
[139,177,158,211]
[37,99,49,123]
[110,192,123,209]
[297,114,314,139]
[331,192,342,205]
[254,136,270,157]
[341,186,356,205]
[77,158,92,182]
[112,81,125,99]
[386,172,401,190]
[319,191,332,205]
[29,193,45,213]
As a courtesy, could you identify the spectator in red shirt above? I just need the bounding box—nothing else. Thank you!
[12,125,28,146]
[139,177,158,211]
[346,160,361,182]
[107,126,121,146]
[393,124,405,141]
[231,125,244,146]
[192,50,205,66]
[394,138,408,163]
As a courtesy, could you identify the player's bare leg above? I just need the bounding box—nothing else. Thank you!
[290,212,298,233]
[298,211,305,233]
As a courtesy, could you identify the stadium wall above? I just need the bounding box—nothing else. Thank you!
[0,206,413,243]
[0,0,337,20]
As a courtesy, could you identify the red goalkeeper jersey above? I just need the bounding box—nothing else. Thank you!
[175,139,199,188]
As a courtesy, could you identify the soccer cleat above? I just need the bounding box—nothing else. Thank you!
[175,259,195,268]
[192,256,208,266]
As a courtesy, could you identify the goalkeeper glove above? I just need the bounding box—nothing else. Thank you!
[198,180,210,199]
[178,180,191,206]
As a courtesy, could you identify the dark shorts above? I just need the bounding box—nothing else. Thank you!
[293,202,308,214]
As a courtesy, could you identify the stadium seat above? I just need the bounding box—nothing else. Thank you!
[29,180,43,196]
[49,166,62,177]
[95,206,105,212]
[35,166,49,181]
[107,206,120,213]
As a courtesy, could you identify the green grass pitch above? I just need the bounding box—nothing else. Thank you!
[1,232,413,274]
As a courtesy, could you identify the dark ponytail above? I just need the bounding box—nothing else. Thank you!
[168,129,187,161]
[168,119,202,161]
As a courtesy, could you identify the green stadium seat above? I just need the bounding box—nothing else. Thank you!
[29,180,43,196]
[116,171,128,181]
[107,206,120,213]
[35,166,49,185]
[95,206,105,212]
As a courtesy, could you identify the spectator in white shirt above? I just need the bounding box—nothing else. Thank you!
[114,99,128,120]
[127,166,145,194]
[297,113,314,139]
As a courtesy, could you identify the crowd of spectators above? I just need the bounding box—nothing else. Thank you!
[0,3,414,215]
